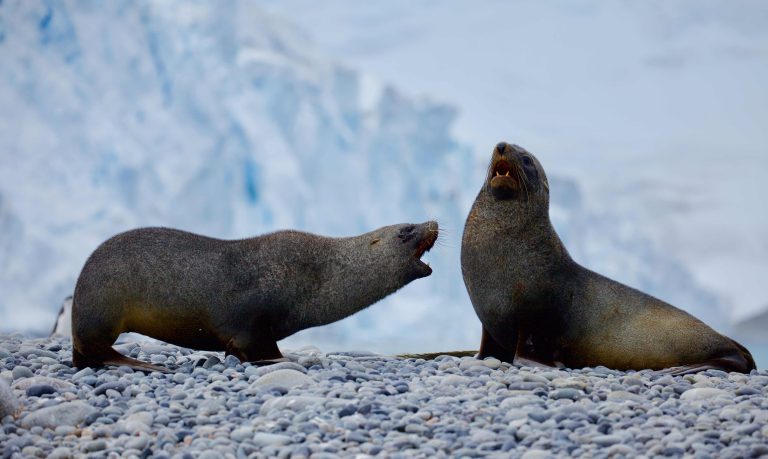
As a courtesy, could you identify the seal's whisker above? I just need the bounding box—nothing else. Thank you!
[515,162,530,202]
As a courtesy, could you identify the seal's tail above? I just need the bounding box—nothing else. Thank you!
[397,350,477,360]
[73,345,169,374]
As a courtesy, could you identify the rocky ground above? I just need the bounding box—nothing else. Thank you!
[1,333,767,458]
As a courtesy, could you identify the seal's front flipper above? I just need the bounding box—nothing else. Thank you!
[512,356,557,369]
[74,346,170,373]
[477,326,516,363]
[227,332,284,364]
[249,357,292,367]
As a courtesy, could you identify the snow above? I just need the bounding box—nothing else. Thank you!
[1,1,763,355]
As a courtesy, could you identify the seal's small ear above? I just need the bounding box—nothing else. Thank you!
[370,238,380,246]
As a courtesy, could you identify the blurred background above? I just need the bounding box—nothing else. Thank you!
[1,1,766,366]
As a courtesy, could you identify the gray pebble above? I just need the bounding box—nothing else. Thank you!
[253,369,313,389]
[0,378,20,418]
[12,366,33,380]
[550,388,583,400]
[21,400,97,428]
[47,447,73,459]
[252,432,292,446]
[82,439,107,452]
[26,383,57,397]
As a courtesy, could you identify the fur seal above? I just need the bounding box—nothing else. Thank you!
[461,142,755,373]
[72,222,438,371]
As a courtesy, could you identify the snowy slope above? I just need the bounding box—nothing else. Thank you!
[0,0,729,353]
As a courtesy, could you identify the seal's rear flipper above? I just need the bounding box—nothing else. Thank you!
[660,344,757,376]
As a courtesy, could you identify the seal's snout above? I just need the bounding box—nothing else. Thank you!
[406,221,438,278]
[489,157,521,200]
[496,142,508,155]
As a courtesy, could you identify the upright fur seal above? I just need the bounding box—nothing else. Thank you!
[72,222,438,371]
[461,142,755,373]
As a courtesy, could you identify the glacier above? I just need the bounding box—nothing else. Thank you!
[0,0,728,354]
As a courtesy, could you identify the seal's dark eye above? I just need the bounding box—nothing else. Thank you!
[521,156,533,167]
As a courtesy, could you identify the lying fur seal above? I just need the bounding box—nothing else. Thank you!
[72,222,438,371]
[461,142,755,374]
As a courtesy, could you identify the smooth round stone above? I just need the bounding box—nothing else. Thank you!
[224,354,240,368]
[680,388,732,401]
[47,447,73,459]
[126,411,154,427]
[253,369,313,389]
[298,355,323,368]
[592,434,622,446]
[21,401,97,428]
[12,376,76,392]
[481,357,502,369]
[549,388,583,400]
[441,375,470,386]
[126,434,150,450]
[26,384,57,397]
[605,444,635,456]
[203,356,222,369]
[521,449,553,459]
[259,396,325,415]
[19,347,59,359]
[337,405,356,417]
[500,395,544,409]
[551,378,586,390]
[459,358,486,370]
[93,381,127,396]
[12,366,33,380]
[252,433,292,447]
[230,426,254,442]
[736,386,760,396]
[607,391,644,403]
[82,439,107,452]
[246,362,308,378]
[197,451,224,459]
[55,425,77,436]
[0,378,20,418]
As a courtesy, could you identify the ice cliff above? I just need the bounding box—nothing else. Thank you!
[0,0,724,352]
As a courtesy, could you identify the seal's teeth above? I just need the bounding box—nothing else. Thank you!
[505,171,510,176]
[495,171,500,177]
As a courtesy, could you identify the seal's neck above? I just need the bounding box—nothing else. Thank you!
[279,234,407,338]
[465,189,572,271]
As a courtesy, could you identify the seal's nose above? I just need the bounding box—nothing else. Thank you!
[496,142,508,155]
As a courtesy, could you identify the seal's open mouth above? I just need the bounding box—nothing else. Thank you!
[413,227,438,276]
[489,159,521,199]
[490,159,519,185]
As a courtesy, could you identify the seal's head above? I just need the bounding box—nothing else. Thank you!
[368,221,438,282]
[486,142,549,202]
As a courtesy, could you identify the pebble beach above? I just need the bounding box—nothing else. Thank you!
[1,333,767,458]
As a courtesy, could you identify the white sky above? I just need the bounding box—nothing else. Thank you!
[263,0,768,320]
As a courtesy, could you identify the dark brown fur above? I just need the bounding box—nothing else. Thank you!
[72,222,438,372]
[461,142,755,374]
